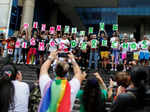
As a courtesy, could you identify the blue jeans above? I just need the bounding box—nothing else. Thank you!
[13,48,22,62]
[88,51,98,69]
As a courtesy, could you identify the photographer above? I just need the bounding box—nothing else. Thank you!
[39,51,86,112]
[111,66,148,112]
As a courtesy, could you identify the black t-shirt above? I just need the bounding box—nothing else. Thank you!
[111,88,144,112]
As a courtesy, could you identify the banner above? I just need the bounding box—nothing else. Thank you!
[141,40,148,49]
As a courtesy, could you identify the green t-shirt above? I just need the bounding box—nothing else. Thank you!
[76,89,108,112]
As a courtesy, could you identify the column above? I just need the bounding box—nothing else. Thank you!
[140,24,145,40]
[21,0,35,31]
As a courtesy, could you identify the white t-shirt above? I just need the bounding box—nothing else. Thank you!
[39,74,80,110]
[11,80,30,112]
[15,38,24,48]
[59,39,70,50]
[120,42,130,53]
[138,40,150,52]
[49,39,59,52]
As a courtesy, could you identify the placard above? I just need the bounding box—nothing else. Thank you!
[111,41,118,48]
[50,27,55,34]
[57,25,61,31]
[100,22,105,31]
[81,42,87,50]
[24,23,29,29]
[41,24,46,31]
[130,42,137,51]
[102,40,107,46]
[71,40,77,48]
[22,42,27,48]
[38,42,45,51]
[30,38,36,46]
[122,43,128,49]
[33,22,38,28]
[64,26,70,33]
[50,41,55,47]
[80,31,85,36]
[72,27,77,34]
[91,39,97,48]
[89,27,93,34]
[15,41,21,48]
[113,24,118,31]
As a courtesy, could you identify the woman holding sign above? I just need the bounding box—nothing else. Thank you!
[110,35,120,71]
[100,36,110,70]
[13,34,24,64]
[138,36,150,66]
[120,38,130,72]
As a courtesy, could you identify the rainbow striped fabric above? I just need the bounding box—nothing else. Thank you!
[38,79,71,112]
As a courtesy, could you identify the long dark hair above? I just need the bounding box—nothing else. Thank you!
[82,78,106,112]
[0,64,17,112]
[130,66,147,107]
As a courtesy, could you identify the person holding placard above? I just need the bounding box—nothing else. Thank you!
[129,38,139,65]
[80,36,89,69]
[59,34,70,52]
[20,28,29,64]
[120,38,130,72]
[138,36,150,66]
[100,36,110,70]
[27,35,37,65]
[13,33,24,64]
[88,34,99,70]
[6,36,15,58]
[110,33,120,71]
[38,33,46,65]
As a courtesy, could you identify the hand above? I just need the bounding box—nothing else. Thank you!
[94,72,104,84]
[68,52,75,60]
[80,71,87,81]
[109,78,114,88]
[49,51,58,60]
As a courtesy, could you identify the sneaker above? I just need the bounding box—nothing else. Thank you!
[115,68,117,71]
[110,68,114,71]
[123,69,126,72]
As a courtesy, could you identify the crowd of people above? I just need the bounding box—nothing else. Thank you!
[0,51,149,112]
[0,25,150,72]
[0,25,150,112]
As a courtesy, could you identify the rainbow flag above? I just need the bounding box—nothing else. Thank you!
[38,79,71,112]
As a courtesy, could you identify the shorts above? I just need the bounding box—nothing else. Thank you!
[139,52,150,60]
[100,51,109,59]
[122,53,127,60]
[112,49,119,64]
[133,52,139,60]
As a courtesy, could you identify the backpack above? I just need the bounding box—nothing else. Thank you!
[29,84,41,112]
